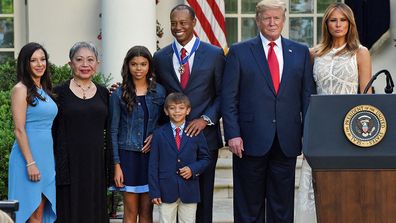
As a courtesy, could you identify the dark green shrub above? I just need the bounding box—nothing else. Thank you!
[49,64,73,86]
[0,90,13,199]
[0,60,112,199]
[0,59,17,91]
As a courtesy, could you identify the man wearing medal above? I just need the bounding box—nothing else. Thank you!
[153,4,225,223]
[178,65,184,74]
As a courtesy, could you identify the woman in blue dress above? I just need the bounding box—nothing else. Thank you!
[109,45,165,223]
[8,42,57,223]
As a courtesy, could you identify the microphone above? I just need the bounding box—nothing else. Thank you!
[363,69,394,94]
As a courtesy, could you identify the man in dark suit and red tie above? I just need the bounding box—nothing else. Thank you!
[221,0,315,222]
[153,4,225,223]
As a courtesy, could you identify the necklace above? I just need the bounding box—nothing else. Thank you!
[72,78,92,99]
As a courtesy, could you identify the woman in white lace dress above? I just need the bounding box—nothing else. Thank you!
[295,3,372,222]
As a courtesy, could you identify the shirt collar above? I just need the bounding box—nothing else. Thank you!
[174,35,197,55]
[259,33,282,48]
[170,121,186,132]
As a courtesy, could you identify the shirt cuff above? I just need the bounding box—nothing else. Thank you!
[201,115,214,126]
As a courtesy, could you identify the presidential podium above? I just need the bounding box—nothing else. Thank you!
[303,94,396,223]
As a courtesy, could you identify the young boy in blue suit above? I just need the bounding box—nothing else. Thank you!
[149,93,210,223]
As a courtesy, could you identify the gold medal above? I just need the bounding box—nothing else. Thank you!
[178,65,184,74]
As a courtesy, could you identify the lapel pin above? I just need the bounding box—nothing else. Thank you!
[289,49,292,53]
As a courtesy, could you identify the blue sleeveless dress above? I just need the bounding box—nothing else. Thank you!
[8,89,58,223]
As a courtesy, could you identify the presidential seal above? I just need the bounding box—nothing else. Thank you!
[343,105,387,147]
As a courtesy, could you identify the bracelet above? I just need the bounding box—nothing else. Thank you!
[26,161,36,167]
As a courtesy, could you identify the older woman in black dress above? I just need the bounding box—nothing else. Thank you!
[53,42,109,223]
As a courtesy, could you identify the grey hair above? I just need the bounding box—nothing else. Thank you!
[69,41,99,60]
[256,0,287,18]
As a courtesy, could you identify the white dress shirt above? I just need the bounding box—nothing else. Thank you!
[172,36,197,81]
[259,33,284,81]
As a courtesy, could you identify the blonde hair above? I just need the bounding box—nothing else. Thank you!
[315,3,360,57]
[255,0,286,19]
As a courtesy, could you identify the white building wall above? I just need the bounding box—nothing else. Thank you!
[101,0,156,81]
[370,0,396,94]
[14,0,27,53]
[26,0,101,66]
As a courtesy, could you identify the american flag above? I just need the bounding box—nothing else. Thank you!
[186,0,227,49]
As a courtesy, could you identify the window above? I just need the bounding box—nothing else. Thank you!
[225,0,342,47]
[0,0,14,62]
[225,0,258,46]
[289,0,341,47]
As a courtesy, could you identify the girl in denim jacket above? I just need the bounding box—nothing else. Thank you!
[109,46,165,222]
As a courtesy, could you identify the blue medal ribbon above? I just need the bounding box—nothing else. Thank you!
[172,38,200,68]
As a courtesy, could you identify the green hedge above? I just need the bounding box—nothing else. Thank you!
[0,59,111,199]
[0,90,13,199]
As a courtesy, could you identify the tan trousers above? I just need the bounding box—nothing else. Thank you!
[158,199,197,223]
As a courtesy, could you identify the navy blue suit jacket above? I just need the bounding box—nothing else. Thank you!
[153,41,225,151]
[221,36,315,157]
[148,123,210,203]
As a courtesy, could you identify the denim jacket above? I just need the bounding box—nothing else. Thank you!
[109,84,165,163]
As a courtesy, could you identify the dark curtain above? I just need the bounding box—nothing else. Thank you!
[345,0,390,49]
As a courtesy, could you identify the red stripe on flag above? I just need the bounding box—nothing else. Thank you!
[206,0,226,34]
[187,0,221,47]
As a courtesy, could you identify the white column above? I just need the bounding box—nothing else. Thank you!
[102,0,156,81]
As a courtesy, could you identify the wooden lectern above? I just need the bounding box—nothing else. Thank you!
[303,94,396,223]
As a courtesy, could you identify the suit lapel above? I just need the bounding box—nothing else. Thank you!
[183,42,205,91]
[250,36,277,95]
[165,46,183,92]
[163,123,179,152]
[179,131,190,153]
[278,38,292,96]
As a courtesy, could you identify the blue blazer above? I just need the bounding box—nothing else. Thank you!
[153,41,225,151]
[148,123,210,203]
[221,36,315,157]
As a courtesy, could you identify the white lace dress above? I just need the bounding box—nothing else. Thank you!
[295,45,359,223]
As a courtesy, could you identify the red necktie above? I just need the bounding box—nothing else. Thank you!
[175,127,181,150]
[180,48,190,89]
[268,42,280,94]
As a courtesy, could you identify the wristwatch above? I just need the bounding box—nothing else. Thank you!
[201,115,213,125]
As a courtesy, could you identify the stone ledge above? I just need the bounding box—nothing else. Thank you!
[216,157,232,169]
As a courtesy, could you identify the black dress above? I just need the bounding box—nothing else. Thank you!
[53,80,109,223]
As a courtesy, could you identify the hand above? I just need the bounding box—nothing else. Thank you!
[228,137,244,158]
[27,164,40,182]
[152,198,162,205]
[108,82,121,95]
[184,118,207,137]
[114,164,124,187]
[141,135,153,153]
[179,166,192,179]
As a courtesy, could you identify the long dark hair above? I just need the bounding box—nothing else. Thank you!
[121,46,156,112]
[17,42,52,106]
